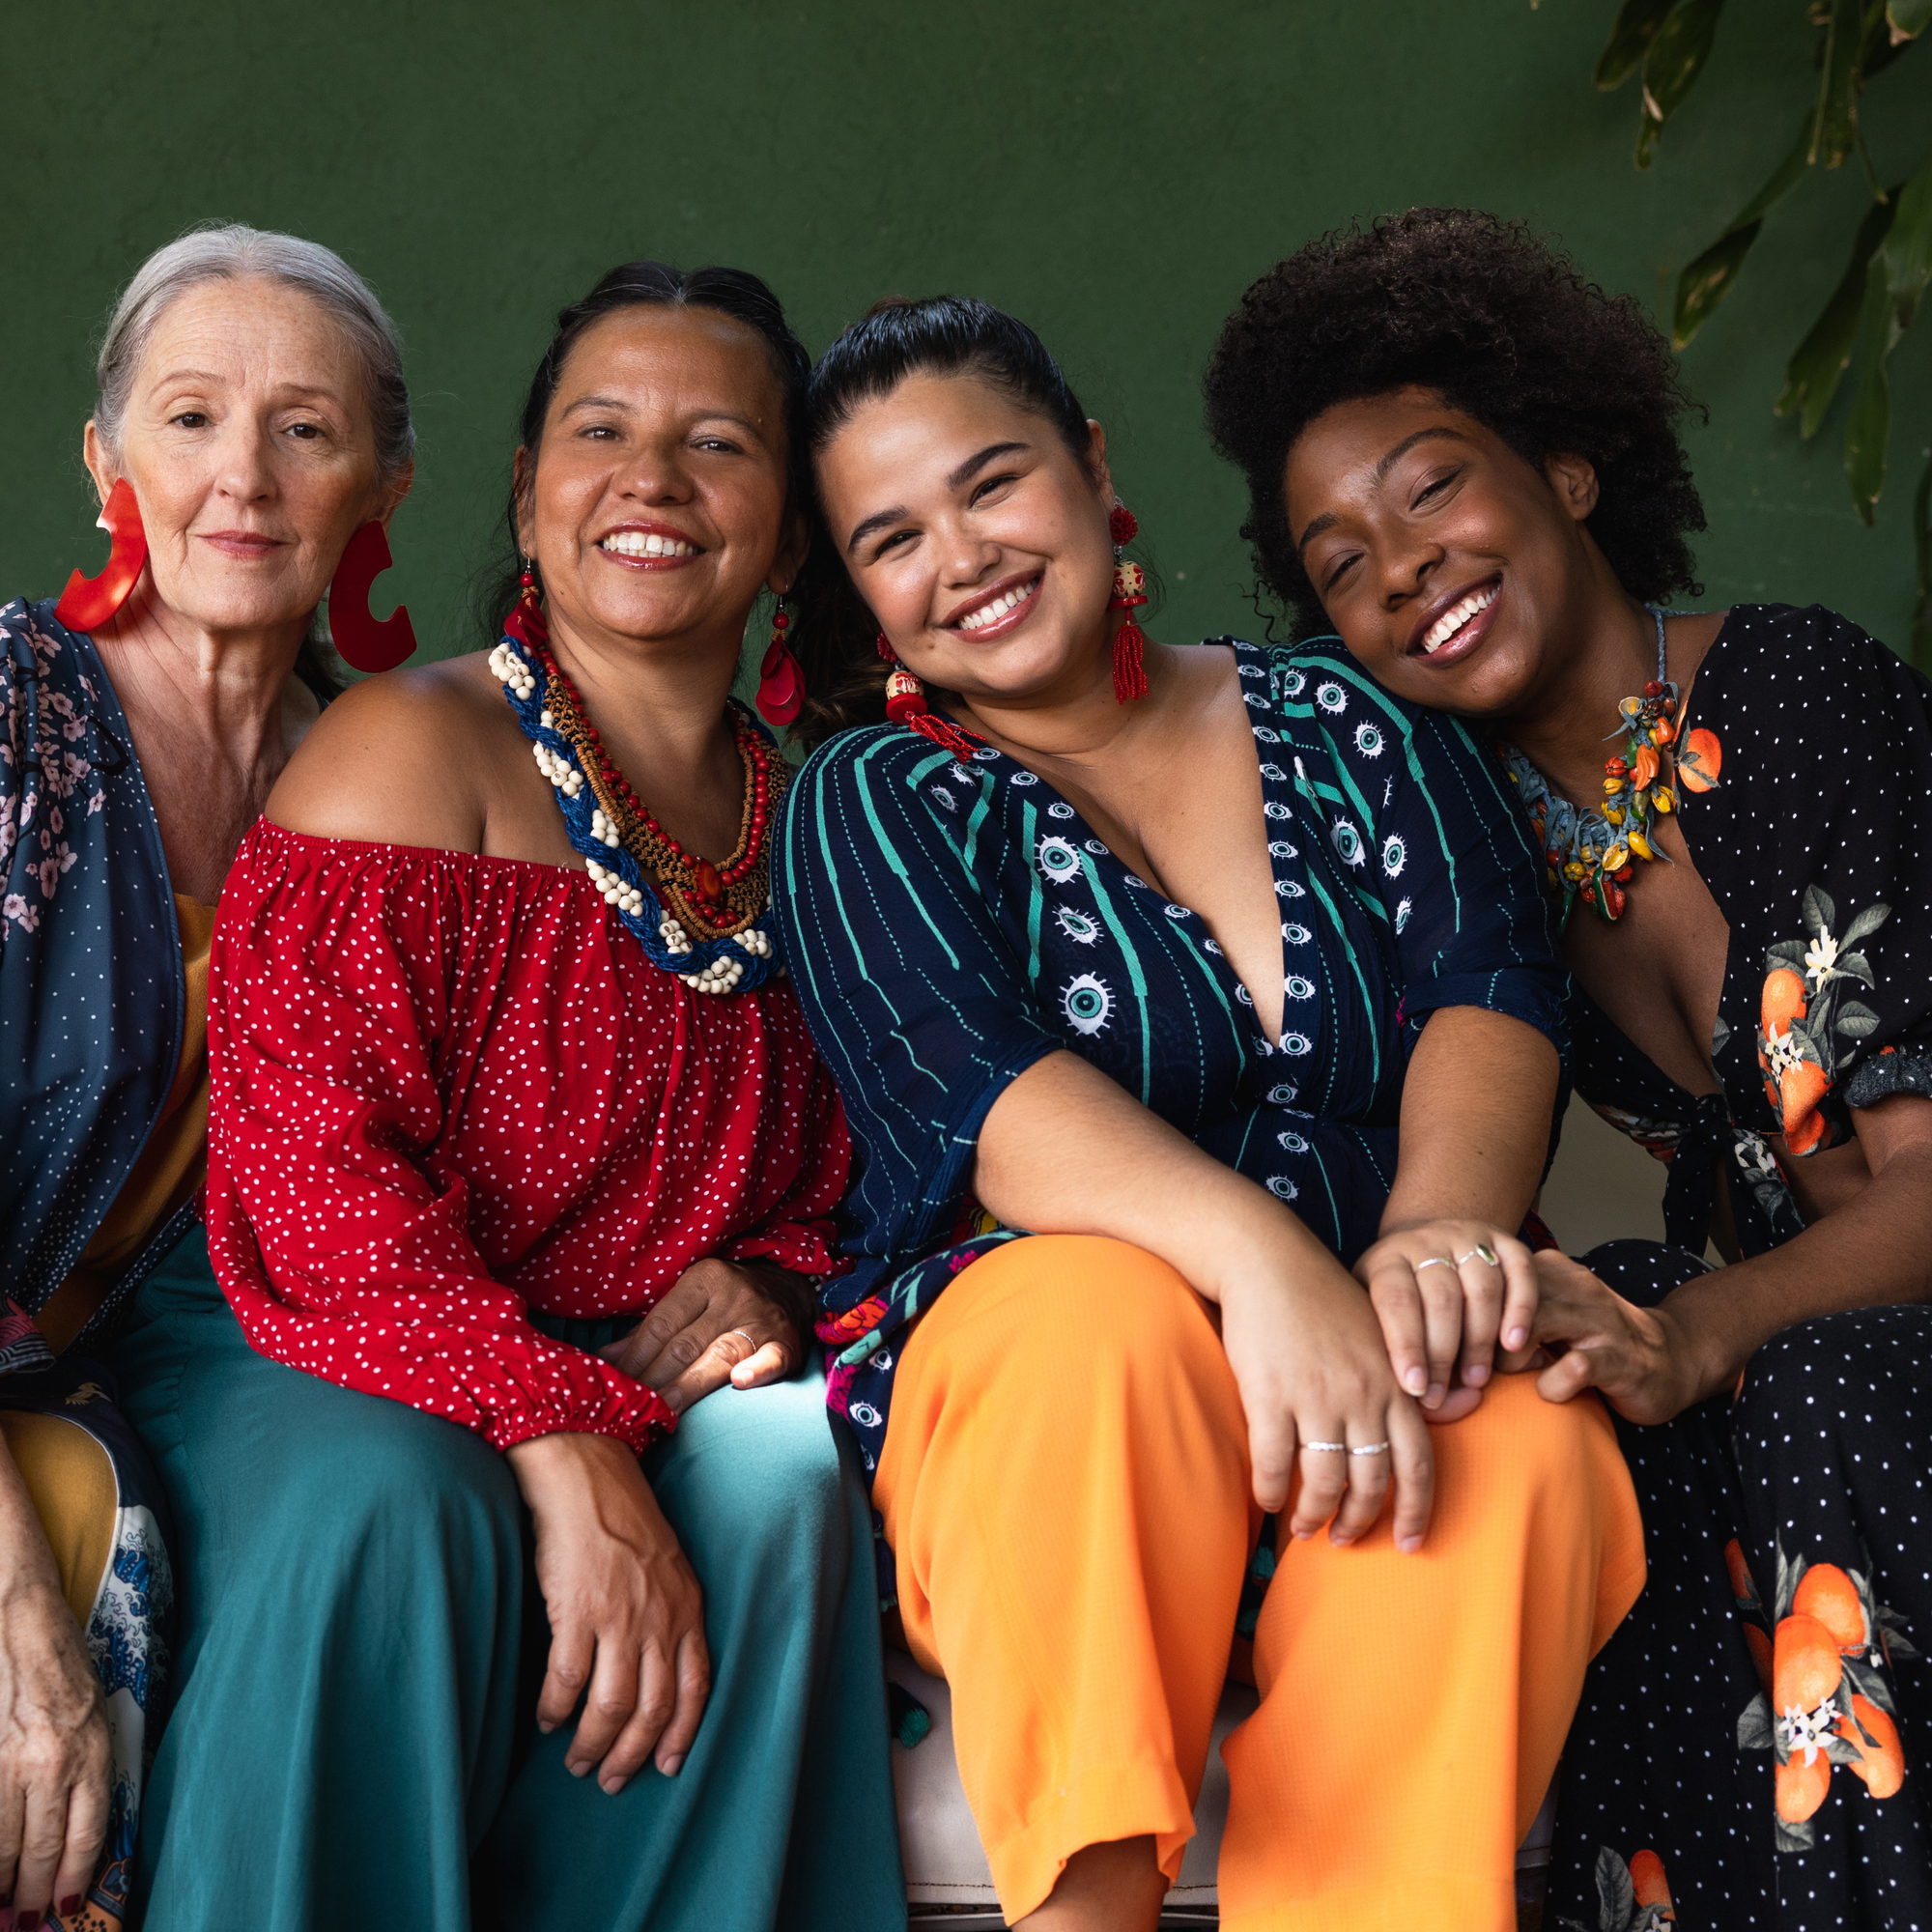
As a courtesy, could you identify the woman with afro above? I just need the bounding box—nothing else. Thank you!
[1207,207,1932,1929]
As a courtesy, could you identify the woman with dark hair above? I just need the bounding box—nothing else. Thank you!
[1206,207,1932,1929]
[130,261,902,1932]
[774,295,1646,1932]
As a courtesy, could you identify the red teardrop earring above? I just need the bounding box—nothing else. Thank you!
[875,633,981,757]
[1108,502,1150,704]
[327,522,417,674]
[54,477,149,634]
[755,595,804,726]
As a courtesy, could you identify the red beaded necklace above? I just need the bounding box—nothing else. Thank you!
[522,599,787,942]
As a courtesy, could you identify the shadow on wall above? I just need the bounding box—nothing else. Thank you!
[1539,1093,1676,1258]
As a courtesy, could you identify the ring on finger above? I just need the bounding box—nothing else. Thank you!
[1302,1440,1348,1453]
[1455,1243,1500,1268]
[1349,1442,1390,1457]
[1414,1256,1459,1276]
[725,1328,761,1351]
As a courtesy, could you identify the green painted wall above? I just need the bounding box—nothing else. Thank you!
[5,0,1927,665]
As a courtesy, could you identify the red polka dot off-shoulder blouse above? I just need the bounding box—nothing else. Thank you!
[204,820,850,1454]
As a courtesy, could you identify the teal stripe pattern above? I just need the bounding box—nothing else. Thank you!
[775,640,1567,1479]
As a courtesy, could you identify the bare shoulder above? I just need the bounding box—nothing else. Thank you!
[267,652,518,851]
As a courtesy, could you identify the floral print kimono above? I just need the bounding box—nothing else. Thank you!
[1537,606,1932,1932]
[0,598,194,1927]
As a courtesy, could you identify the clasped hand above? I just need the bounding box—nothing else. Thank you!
[599,1256,811,1414]
[1351,1220,1539,1421]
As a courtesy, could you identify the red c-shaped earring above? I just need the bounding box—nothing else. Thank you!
[55,478,149,634]
[327,522,417,673]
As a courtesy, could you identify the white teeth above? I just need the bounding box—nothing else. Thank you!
[1420,582,1496,655]
[600,530,696,558]
[958,579,1037,632]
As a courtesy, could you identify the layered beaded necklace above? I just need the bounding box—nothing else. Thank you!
[489,580,789,994]
[1499,606,1721,927]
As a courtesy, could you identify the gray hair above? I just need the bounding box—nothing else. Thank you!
[92,222,414,489]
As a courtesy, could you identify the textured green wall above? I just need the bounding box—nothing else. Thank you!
[4,0,1927,665]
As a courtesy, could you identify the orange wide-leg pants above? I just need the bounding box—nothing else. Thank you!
[875,1236,1646,1931]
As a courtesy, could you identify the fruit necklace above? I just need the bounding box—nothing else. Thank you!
[489,574,790,994]
[1499,606,1722,927]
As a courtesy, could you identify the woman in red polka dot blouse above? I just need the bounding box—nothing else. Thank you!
[139,264,903,1932]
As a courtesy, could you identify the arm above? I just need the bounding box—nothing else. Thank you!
[0,1434,109,1924]
[976,1050,1438,1552]
[1353,1007,1559,1416]
[1528,1092,1932,1422]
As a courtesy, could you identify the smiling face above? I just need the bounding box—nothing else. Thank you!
[518,305,798,657]
[92,276,399,637]
[1281,386,1606,718]
[814,369,1117,706]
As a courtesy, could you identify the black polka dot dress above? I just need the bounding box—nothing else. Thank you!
[1543,607,1932,1931]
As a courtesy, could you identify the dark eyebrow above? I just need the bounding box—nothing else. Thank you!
[1293,427,1471,560]
[948,440,1030,490]
[847,440,1033,557]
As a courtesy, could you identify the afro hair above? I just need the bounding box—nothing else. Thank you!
[1204,208,1707,637]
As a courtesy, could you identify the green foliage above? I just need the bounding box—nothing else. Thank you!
[1593,0,1931,663]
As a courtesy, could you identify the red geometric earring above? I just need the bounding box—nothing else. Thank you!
[755,594,804,726]
[327,522,417,674]
[876,633,980,756]
[1108,503,1150,704]
[54,477,149,634]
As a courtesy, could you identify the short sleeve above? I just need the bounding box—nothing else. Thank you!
[774,730,1061,1268]
[1379,709,1569,1059]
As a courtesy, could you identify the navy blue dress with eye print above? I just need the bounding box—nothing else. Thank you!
[774,638,1569,1488]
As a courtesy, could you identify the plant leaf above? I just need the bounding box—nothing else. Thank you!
[1739,1692,1776,1748]
[1833,951,1877,986]
[1675,117,1815,345]
[1776,1814,1818,1853]
[1888,0,1932,41]
[1596,1845,1636,1929]
[1636,0,1727,169]
[1880,139,1932,329]
[1915,449,1932,673]
[1769,938,1810,968]
[1802,885,1837,936]
[1811,0,1869,170]
[1598,0,1682,87]
[1835,1001,1881,1036]
[1845,255,1898,523]
[1842,901,1892,943]
[1777,193,1898,433]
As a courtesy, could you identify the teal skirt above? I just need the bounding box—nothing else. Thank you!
[108,1227,905,1932]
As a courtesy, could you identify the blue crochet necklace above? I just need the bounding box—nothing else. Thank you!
[489,577,788,995]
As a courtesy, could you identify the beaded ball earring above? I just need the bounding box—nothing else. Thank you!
[1108,502,1150,703]
[876,633,980,757]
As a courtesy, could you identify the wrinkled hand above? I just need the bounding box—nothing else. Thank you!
[1513,1251,1714,1425]
[1220,1257,1436,1553]
[602,1258,810,1416]
[0,1568,111,1922]
[506,1432,710,1794]
[1354,1221,1538,1421]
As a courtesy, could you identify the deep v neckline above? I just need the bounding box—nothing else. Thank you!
[976,641,1301,1050]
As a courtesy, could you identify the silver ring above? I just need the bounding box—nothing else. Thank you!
[1350,1442,1391,1457]
[725,1328,760,1351]
[1302,1440,1348,1454]
[1414,1256,1459,1275]
[1456,1243,1500,1268]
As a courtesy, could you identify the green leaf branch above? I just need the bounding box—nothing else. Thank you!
[1594,0,1932,664]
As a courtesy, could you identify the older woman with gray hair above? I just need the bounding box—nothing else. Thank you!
[0,223,443,1932]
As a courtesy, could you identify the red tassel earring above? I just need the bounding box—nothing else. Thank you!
[1108,502,1150,704]
[54,477,149,634]
[876,633,981,757]
[755,595,804,726]
[328,522,418,673]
